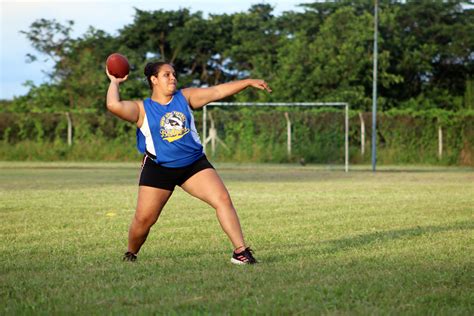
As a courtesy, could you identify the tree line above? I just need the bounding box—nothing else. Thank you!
[1,0,473,114]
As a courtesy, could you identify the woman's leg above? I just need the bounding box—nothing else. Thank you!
[127,186,173,254]
[180,168,246,251]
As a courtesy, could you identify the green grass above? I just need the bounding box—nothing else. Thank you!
[1,162,473,315]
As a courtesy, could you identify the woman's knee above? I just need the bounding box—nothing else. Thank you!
[213,191,233,209]
[133,211,158,229]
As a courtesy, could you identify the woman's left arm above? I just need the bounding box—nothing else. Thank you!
[182,79,272,109]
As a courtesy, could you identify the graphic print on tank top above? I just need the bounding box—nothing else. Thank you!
[160,111,190,142]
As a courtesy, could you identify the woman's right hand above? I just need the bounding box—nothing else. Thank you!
[106,67,128,84]
[106,66,140,124]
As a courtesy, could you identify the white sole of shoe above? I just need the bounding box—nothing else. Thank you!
[230,258,248,265]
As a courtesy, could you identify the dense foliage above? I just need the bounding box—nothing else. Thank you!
[2,0,472,112]
[1,109,472,165]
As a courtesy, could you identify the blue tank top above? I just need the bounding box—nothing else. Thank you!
[136,90,204,168]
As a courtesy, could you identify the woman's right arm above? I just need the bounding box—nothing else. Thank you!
[106,69,140,123]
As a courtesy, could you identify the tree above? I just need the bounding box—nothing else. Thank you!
[119,9,196,65]
[12,2,473,113]
[225,4,282,102]
[167,12,234,87]
[19,19,122,113]
[380,0,474,110]
[271,6,401,109]
[20,19,75,112]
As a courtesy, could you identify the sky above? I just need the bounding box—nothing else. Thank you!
[0,0,309,100]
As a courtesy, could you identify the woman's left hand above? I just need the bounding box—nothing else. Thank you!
[249,79,272,93]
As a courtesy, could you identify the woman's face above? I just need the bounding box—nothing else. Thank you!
[152,64,177,94]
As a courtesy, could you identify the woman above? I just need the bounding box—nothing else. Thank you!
[106,61,272,264]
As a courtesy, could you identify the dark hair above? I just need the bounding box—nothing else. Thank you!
[144,62,169,90]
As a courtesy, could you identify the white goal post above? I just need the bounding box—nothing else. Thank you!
[202,102,349,172]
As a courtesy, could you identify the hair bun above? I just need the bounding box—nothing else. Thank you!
[143,61,170,90]
[144,63,155,76]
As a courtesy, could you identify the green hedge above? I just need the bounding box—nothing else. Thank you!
[0,109,472,165]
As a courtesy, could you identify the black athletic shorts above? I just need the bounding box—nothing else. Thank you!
[138,154,214,191]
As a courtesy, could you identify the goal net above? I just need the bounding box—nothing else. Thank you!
[200,102,349,172]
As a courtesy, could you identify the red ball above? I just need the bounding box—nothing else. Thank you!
[106,53,130,78]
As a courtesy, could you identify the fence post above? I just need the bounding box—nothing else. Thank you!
[359,112,365,156]
[65,112,72,147]
[202,107,207,153]
[209,112,216,155]
[203,111,228,157]
[438,125,443,160]
[284,112,291,158]
[345,104,349,172]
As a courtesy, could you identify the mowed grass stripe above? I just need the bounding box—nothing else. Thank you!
[1,163,473,314]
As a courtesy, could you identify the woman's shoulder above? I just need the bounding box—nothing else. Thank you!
[174,89,189,103]
[179,88,194,104]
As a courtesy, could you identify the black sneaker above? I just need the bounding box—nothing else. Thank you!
[231,247,257,265]
[123,251,137,262]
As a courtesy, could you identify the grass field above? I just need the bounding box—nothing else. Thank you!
[1,162,473,315]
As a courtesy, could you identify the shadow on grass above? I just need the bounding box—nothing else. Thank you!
[350,168,474,173]
[264,220,474,263]
[149,220,473,262]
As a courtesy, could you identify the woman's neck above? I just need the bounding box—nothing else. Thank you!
[151,92,173,105]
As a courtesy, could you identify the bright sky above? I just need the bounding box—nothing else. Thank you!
[0,0,309,100]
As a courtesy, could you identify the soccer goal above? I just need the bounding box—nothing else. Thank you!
[202,102,350,172]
